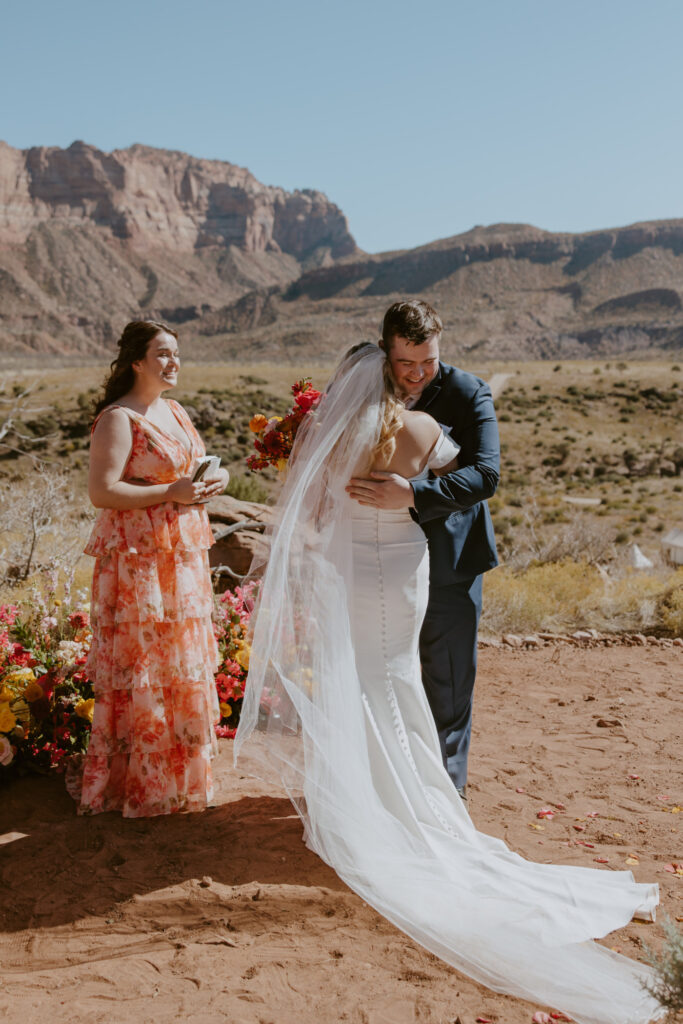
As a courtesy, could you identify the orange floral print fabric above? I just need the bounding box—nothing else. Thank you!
[78,400,219,817]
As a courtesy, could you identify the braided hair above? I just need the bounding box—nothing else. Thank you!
[338,342,404,470]
[92,320,178,422]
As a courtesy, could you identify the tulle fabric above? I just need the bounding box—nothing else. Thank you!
[234,345,664,1024]
[78,400,219,818]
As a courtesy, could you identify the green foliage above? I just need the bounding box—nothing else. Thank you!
[641,917,683,1018]
[226,473,271,504]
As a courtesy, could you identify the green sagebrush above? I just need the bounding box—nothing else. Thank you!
[641,915,683,1018]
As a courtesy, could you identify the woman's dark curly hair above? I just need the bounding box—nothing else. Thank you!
[92,320,178,422]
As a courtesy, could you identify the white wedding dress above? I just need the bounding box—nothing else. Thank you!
[235,346,663,1024]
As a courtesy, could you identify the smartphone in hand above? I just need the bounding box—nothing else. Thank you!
[193,455,221,482]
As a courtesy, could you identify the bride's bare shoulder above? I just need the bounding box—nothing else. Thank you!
[401,410,441,443]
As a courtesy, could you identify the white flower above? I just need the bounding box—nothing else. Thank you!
[55,640,86,667]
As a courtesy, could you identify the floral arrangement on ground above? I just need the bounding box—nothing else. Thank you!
[0,569,257,781]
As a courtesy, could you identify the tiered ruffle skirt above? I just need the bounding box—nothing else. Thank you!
[78,504,219,817]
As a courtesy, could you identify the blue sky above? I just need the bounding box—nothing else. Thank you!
[2,0,682,253]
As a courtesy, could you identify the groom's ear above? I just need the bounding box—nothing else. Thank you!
[378,339,386,354]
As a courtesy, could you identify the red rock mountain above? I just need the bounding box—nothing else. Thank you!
[0,140,357,354]
[1,140,682,361]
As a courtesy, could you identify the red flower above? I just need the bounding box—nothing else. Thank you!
[69,612,89,629]
[293,383,321,413]
[37,673,55,699]
[11,644,35,667]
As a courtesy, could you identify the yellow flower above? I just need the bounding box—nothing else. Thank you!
[75,698,95,723]
[23,681,44,703]
[3,668,35,689]
[0,686,14,703]
[276,458,288,474]
[54,599,62,607]
[235,645,250,671]
[219,702,233,718]
[0,702,17,732]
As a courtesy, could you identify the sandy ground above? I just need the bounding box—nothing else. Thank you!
[1,645,681,1024]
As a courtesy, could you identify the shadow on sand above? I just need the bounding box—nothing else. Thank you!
[0,770,346,935]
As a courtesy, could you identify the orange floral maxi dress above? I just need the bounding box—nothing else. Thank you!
[78,400,219,817]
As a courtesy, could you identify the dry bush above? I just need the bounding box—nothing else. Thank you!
[0,469,93,585]
[657,577,683,636]
[482,560,604,634]
[484,562,683,636]
[482,561,683,636]
[506,497,617,570]
[0,382,58,460]
[642,916,683,1020]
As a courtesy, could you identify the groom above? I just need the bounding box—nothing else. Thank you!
[347,300,500,801]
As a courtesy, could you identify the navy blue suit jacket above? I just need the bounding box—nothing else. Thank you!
[411,363,500,585]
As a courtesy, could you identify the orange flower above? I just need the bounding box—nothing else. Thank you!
[249,414,268,433]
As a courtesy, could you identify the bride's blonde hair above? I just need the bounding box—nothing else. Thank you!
[340,343,403,469]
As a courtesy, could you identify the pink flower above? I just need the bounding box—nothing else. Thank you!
[0,605,19,626]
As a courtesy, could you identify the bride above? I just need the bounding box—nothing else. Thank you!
[234,343,663,1024]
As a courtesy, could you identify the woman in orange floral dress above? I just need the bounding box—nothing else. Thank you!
[78,320,229,817]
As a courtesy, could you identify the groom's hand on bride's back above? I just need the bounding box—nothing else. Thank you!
[346,472,415,509]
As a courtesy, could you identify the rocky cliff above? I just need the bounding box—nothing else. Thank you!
[0,140,356,259]
[1,140,683,361]
[0,141,357,354]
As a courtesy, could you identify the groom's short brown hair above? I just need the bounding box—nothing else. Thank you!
[381,300,443,348]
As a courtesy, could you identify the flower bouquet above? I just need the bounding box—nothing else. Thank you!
[0,569,94,780]
[213,581,258,737]
[247,378,322,472]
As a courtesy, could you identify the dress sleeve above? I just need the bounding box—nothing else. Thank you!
[427,431,460,470]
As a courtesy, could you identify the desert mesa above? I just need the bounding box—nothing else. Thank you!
[1,139,683,361]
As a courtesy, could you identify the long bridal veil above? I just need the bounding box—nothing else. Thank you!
[234,345,663,1024]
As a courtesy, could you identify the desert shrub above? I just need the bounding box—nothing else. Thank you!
[226,473,270,504]
[603,570,680,634]
[641,916,683,1019]
[657,576,683,635]
[508,500,616,569]
[482,561,604,634]
[0,471,91,584]
[482,562,682,635]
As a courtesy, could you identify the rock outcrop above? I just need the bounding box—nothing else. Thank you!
[0,140,357,260]
[2,139,683,361]
[0,140,357,355]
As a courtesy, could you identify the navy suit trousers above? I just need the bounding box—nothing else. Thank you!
[418,574,482,790]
